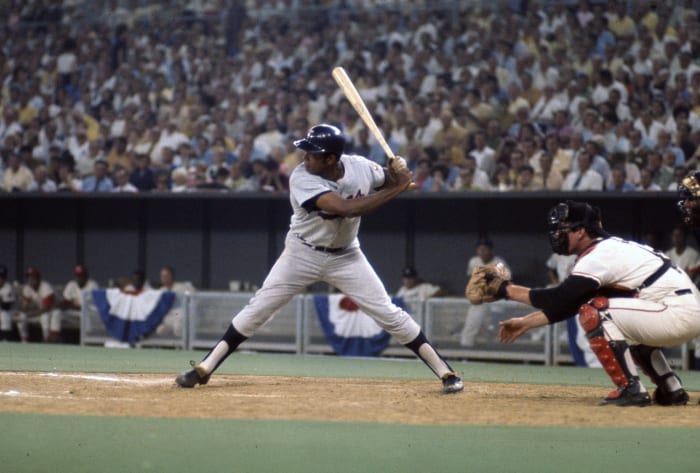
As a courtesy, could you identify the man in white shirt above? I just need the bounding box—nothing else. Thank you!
[561,150,604,191]
[59,265,99,333]
[665,225,700,282]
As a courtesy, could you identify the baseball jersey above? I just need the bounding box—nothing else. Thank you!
[288,154,385,249]
[665,246,700,274]
[546,253,577,282]
[1,281,15,309]
[22,281,55,309]
[63,279,99,306]
[571,237,695,304]
[396,282,441,300]
[467,255,510,277]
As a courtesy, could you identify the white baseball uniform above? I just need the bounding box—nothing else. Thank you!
[231,154,421,345]
[570,237,700,347]
[61,278,99,328]
[0,280,16,332]
[18,280,61,341]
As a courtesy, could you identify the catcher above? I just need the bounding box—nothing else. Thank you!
[466,200,700,406]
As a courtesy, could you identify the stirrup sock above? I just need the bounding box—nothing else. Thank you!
[198,324,248,374]
[630,345,682,392]
[405,331,453,378]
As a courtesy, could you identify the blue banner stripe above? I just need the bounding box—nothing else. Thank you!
[92,290,175,343]
[314,296,403,357]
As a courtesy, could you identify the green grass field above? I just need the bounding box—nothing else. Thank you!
[2,344,699,473]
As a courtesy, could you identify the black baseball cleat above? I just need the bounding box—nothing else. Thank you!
[442,373,464,394]
[175,361,210,388]
[653,387,689,406]
[598,381,651,407]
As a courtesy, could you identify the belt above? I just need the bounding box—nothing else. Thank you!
[674,288,692,296]
[300,241,345,253]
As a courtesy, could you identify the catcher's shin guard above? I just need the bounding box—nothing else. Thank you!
[578,297,637,389]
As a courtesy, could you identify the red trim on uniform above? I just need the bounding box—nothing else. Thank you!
[42,293,55,309]
[575,239,602,264]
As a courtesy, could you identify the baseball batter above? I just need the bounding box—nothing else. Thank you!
[176,124,464,394]
[476,200,700,406]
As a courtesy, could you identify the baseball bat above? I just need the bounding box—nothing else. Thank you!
[332,66,397,164]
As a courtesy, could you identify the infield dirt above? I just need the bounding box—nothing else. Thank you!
[2,372,699,427]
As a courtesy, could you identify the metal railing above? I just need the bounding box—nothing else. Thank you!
[80,290,690,369]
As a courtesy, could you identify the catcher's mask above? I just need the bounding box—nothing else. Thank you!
[547,200,607,255]
[677,171,700,226]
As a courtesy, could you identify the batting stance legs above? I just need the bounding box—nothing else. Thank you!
[176,238,463,393]
[579,296,696,406]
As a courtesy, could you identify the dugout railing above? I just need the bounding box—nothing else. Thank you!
[80,291,691,369]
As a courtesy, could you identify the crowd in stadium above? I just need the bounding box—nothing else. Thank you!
[0,0,699,194]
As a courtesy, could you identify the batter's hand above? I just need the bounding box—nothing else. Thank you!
[386,156,414,191]
[498,317,529,343]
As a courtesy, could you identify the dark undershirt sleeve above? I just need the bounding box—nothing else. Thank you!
[529,275,600,324]
[301,190,333,213]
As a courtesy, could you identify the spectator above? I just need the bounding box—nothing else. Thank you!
[420,163,450,193]
[513,164,541,191]
[27,164,57,193]
[607,165,636,192]
[112,168,138,193]
[561,150,604,191]
[533,150,564,191]
[0,265,16,341]
[258,158,289,193]
[196,167,230,192]
[645,150,674,190]
[56,163,83,192]
[469,129,497,180]
[16,266,61,343]
[171,168,190,193]
[130,154,156,192]
[106,136,131,173]
[636,167,662,192]
[81,159,114,192]
[1,152,35,192]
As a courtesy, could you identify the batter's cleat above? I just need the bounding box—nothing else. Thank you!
[442,373,464,394]
[175,361,210,388]
[653,387,689,406]
[598,380,651,407]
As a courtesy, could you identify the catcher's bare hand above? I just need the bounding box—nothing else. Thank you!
[465,263,511,305]
[498,317,529,343]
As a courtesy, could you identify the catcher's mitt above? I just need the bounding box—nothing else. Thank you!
[465,263,511,305]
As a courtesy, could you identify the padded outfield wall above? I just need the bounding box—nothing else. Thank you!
[0,192,681,293]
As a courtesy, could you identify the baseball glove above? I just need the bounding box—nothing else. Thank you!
[465,263,511,305]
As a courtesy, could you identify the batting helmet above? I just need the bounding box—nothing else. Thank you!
[293,124,345,156]
[677,171,700,226]
[547,200,606,255]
